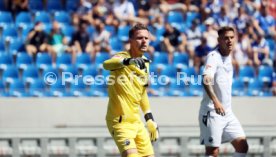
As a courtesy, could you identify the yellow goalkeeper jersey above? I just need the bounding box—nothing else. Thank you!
[103,51,151,121]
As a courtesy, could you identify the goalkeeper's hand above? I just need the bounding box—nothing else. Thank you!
[123,58,150,70]
[145,112,159,142]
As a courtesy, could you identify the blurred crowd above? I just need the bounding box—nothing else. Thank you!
[0,0,276,95]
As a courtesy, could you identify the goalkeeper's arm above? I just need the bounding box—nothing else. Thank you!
[140,89,159,142]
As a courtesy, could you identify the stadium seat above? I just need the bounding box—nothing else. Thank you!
[34,12,51,24]
[247,78,263,96]
[0,11,13,28]
[105,25,116,36]
[75,53,92,71]
[117,25,131,42]
[41,66,59,85]
[0,39,5,51]
[95,53,110,65]
[47,0,64,11]
[180,67,197,83]
[29,79,47,97]
[61,25,75,38]
[21,24,33,40]
[70,79,89,97]
[16,53,33,70]
[155,26,165,41]
[258,65,273,84]
[153,52,169,66]
[28,0,44,11]
[36,53,52,70]
[15,12,32,28]
[89,79,108,97]
[109,37,123,52]
[54,11,71,24]
[185,11,199,28]
[66,0,79,12]
[86,25,95,36]
[59,65,78,83]
[189,83,203,96]
[167,11,184,25]
[239,65,255,83]
[167,78,189,96]
[22,65,39,84]
[160,65,178,79]
[173,53,189,68]
[2,27,18,40]
[8,79,28,97]
[56,53,72,69]
[232,78,246,96]
[8,38,25,54]
[49,79,69,97]
[2,65,19,84]
[0,53,13,70]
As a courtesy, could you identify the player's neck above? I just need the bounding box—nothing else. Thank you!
[218,47,230,57]
[129,49,143,58]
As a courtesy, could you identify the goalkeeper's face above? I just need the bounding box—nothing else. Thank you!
[130,30,150,54]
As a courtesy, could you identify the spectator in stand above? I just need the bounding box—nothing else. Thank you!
[233,7,250,34]
[6,0,29,18]
[194,37,211,74]
[252,34,272,67]
[92,0,119,27]
[185,19,202,64]
[70,21,93,63]
[162,22,187,64]
[254,4,276,39]
[203,17,218,49]
[215,6,232,27]
[48,21,71,64]
[113,0,148,25]
[72,0,94,26]
[232,32,253,76]
[25,22,50,61]
[92,19,111,59]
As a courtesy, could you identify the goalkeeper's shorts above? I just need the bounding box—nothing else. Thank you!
[106,116,154,156]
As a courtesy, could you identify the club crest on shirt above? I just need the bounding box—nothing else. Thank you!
[124,139,130,146]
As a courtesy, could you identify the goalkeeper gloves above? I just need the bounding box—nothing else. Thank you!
[144,112,159,142]
[123,58,150,70]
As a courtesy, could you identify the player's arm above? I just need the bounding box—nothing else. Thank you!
[103,55,125,71]
[140,89,159,142]
[202,53,225,116]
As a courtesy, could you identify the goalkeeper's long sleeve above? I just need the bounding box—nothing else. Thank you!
[103,57,125,71]
[140,88,151,113]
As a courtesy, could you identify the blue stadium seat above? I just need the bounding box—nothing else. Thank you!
[54,11,71,24]
[167,78,189,96]
[148,78,168,96]
[0,11,13,27]
[8,38,25,54]
[109,37,123,52]
[82,65,98,78]
[59,65,78,83]
[153,52,169,66]
[29,79,47,97]
[117,25,131,42]
[36,53,52,70]
[70,79,89,97]
[2,27,18,40]
[89,81,108,97]
[86,25,95,36]
[185,11,199,28]
[21,24,33,40]
[105,25,116,36]
[173,53,189,68]
[16,53,33,70]
[61,25,75,37]
[239,65,255,83]
[22,65,39,84]
[149,64,160,76]
[34,12,51,24]
[0,0,6,11]
[56,53,72,69]
[41,65,59,85]
[0,53,13,70]
[160,65,178,79]
[28,0,44,11]
[258,65,273,84]
[155,26,165,41]
[247,78,263,96]
[2,66,19,84]
[49,79,69,97]
[47,0,64,11]
[232,78,246,96]
[189,83,203,96]
[0,39,5,51]
[66,0,79,12]
[15,12,32,28]
[180,67,197,83]
[75,53,92,71]
[8,79,28,97]
[95,53,110,65]
[167,11,184,25]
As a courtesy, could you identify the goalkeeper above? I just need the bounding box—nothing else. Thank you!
[103,23,159,157]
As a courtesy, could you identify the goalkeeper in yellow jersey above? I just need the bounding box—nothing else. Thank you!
[103,23,159,157]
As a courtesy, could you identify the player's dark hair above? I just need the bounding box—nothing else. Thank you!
[218,26,235,37]
[129,23,149,39]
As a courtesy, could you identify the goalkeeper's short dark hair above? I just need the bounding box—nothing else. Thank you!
[129,23,149,39]
[217,26,235,37]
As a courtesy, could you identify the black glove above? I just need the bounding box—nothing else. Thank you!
[123,58,146,70]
